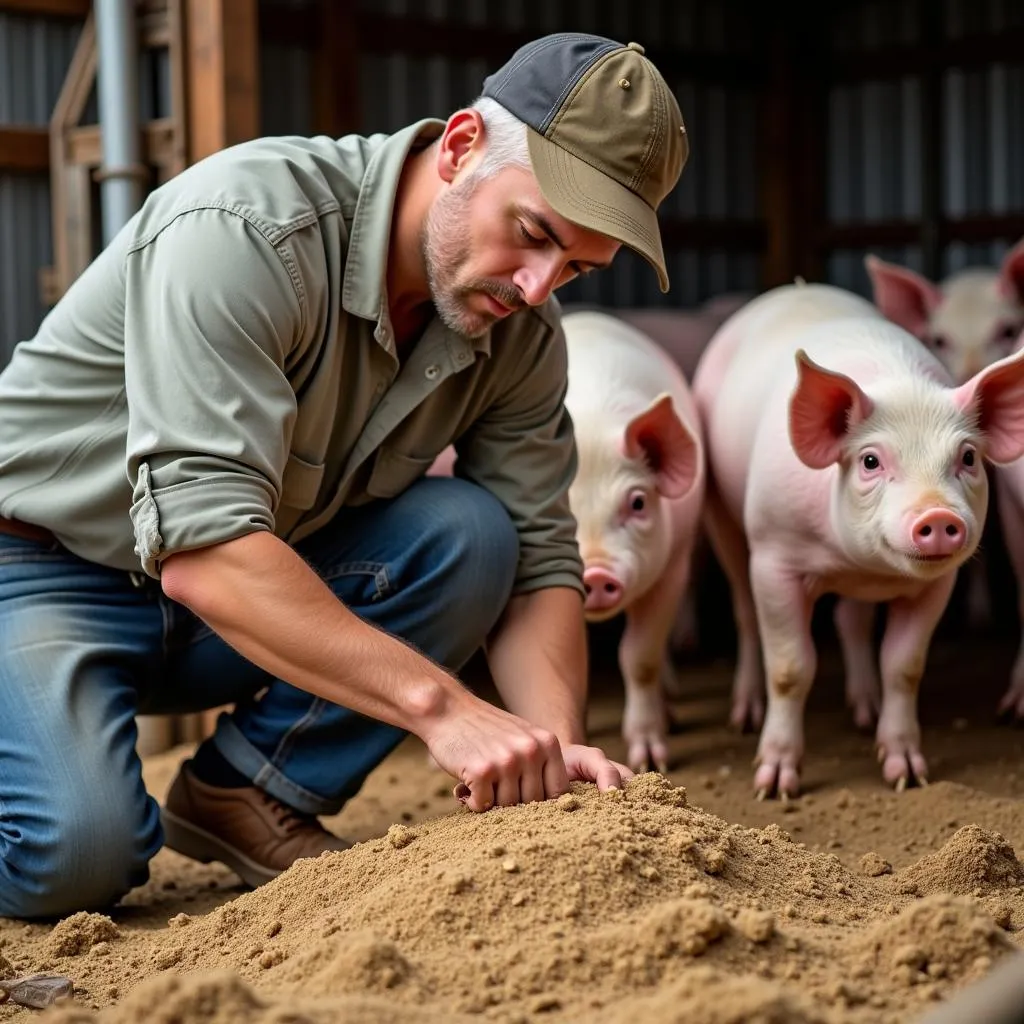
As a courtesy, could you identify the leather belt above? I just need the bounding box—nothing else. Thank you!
[0,515,58,546]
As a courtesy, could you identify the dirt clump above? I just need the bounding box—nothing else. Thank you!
[899,826,1024,896]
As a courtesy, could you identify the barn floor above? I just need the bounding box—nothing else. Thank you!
[2,627,1024,1023]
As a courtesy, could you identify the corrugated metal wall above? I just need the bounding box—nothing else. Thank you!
[0,12,83,364]
[826,0,1024,292]
[4,2,1023,358]
[260,0,762,308]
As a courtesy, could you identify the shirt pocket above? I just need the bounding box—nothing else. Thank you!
[281,451,326,511]
[366,445,436,499]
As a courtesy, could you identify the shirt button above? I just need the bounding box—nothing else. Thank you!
[425,364,440,380]
[455,351,469,364]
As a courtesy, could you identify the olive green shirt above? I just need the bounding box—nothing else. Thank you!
[0,118,584,596]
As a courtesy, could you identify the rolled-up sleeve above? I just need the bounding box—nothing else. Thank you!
[123,208,303,577]
[454,320,584,597]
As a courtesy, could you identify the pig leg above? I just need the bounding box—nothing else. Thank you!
[702,484,764,730]
[833,598,881,729]
[619,542,695,775]
[876,576,955,790]
[749,551,816,799]
[996,476,1024,718]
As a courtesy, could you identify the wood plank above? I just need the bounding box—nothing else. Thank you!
[260,6,767,86]
[65,118,175,168]
[0,0,88,17]
[185,0,259,163]
[0,126,49,173]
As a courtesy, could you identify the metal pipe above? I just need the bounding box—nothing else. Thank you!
[94,0,144,245]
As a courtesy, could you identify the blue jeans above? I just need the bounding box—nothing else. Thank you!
[0,477,518,919]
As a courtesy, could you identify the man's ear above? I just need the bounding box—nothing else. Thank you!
[437,109,485,184]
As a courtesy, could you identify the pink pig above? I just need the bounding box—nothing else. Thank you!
[562,311,705,775]
[866,241,1024,386]
[692,281,1024,798]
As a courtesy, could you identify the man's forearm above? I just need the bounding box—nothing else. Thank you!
[485,585,590,747]
[160,531,474,736]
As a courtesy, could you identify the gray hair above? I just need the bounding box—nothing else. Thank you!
[466,95,531,179]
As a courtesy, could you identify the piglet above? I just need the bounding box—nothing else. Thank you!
[866,242,1024,386]
[692,281,1024,797]
[561,311,705,774]
[867,245,1024,681]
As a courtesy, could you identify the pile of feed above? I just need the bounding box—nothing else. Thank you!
[2,769,1021,1024]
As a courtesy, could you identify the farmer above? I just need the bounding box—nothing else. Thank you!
[0,32,687,918]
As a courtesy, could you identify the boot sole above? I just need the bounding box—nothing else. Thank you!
[160,807,281,889]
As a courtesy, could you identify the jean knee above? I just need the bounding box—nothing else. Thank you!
[0,785,159,920]
[441,480,519,609]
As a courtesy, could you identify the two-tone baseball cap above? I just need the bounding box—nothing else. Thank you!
[481,32,688,293]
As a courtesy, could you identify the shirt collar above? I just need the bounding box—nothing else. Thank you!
[340,117,495,361]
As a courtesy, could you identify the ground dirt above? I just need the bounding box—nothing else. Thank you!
[2,622,1024,1023]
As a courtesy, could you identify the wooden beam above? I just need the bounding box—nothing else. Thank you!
[659,218,765,252]
[0,126,49,173]
[65,118,175,168]
[820,215,1024,251]
[830,27,1024,82]
[184,0,259,163]
[260,7,767,86]
[0,0,88,16]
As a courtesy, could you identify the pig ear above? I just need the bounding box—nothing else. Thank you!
[864,254,941,338]
[953,347,1024,464]
[789,350,875,470]
[622,393,700,500]
[997,238,1024,302]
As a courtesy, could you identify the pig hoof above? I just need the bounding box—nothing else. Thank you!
[752,761,800,800]
[879,748,928,790]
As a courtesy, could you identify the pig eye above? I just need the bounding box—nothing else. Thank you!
[861,452,881,472]
[961,447,976,469]
[929,335,947,350]
[629,490,646,513]
[998,323,1021,345]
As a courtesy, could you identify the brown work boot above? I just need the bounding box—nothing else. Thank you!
[161,763,350,888]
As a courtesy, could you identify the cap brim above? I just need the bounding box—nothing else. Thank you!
[527,129,670,293]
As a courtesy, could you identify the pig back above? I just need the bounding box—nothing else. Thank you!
[561,310,699,434]
[695,283,884,520]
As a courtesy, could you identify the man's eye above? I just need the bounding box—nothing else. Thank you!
[519,223,541,243]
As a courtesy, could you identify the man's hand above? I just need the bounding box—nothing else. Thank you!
[425,697,634,812]
[423,695,570,812]
[562,743,634,791]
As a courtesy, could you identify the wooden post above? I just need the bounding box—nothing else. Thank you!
[756,8,829,289]
[311,0,360,137]
[757,16,798,289]
[184,0,259,163]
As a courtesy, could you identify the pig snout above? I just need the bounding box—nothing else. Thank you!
[583,566,624,613]
[910,508,967,557]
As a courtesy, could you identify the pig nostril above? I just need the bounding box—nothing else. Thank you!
[604,583,617,594]
[919,525,932,537]
[945,524,959,537]
[583,583,592,594]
